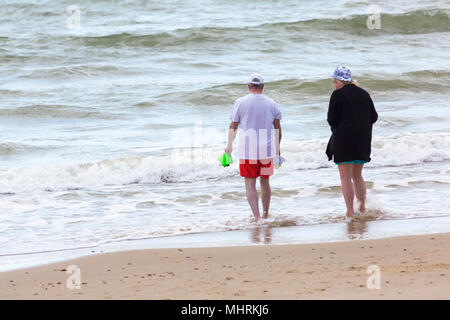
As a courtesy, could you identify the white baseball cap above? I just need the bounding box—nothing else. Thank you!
[248,74,264,85]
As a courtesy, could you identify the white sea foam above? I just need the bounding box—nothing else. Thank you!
[283,131,450,170]
[0,132,448,193]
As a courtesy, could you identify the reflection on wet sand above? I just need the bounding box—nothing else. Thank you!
[251,226,272,244]
[347,220,368,240]
[249,221,368,244]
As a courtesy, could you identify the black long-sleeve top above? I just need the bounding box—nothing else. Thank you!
[325,84,378,163]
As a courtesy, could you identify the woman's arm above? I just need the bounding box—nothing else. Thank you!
[368,94,378,124]
[327,91,339,127]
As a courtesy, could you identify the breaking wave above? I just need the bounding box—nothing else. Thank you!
[1,131,448,193]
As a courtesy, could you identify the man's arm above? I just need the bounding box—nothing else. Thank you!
[225,121,238,154]
[274,119,281,156]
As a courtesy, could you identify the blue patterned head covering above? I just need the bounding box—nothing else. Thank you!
[333,66,352,82]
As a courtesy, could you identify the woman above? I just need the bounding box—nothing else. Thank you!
[326,66,378,217]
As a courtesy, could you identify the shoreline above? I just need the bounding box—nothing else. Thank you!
[0,232,449,299]
[1,215,450,273]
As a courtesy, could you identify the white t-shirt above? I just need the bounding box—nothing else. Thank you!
[230,93,282,160]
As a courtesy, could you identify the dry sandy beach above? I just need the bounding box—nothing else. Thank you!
[0,233,449,300]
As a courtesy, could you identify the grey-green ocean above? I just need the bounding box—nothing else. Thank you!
[1,0,449,270]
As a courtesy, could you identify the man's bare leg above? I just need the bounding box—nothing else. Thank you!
[352,164,366,213]
[338,164,355,217]
[245,178,261,222]
[260,177,271,219]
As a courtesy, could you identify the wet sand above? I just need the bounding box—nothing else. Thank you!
[0,233,449,299]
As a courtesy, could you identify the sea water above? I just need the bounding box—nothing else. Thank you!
[0,0,449,266]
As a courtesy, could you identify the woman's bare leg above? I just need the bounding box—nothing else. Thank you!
[338,164,355,217]
[245,178,261,222]
[352,164,366,213]
[260,177,271,219]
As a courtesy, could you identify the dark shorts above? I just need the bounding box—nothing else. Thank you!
[334,160,367,165]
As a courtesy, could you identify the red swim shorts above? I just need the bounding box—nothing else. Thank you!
[239,158,274,179]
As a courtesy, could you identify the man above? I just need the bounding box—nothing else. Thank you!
[225,74,282,222]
